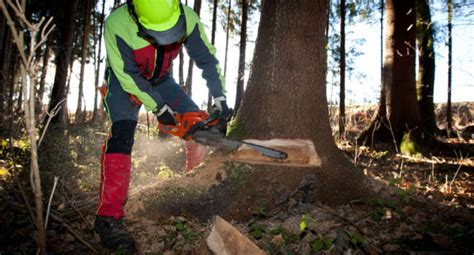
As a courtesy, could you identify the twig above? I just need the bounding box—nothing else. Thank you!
[448,165,462,192]
[44,176,59,230]
[49,213,98,254]
[38,98,66,147]
[0,194,97,254]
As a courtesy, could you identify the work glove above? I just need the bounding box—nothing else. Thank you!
[156,104,177,126]
[214,96,233,121]
[213,96,233,134]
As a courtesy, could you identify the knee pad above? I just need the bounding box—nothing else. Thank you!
[106,120,137,155]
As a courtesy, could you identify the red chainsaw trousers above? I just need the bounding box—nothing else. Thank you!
[96,122,207,220]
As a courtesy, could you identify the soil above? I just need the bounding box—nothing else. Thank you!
[0,102,473,254]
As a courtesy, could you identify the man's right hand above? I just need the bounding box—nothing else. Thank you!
[156,104,176,126]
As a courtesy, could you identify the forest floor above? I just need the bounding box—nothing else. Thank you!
[0,102,473,254]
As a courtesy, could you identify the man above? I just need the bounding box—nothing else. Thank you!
[95,0,231,251]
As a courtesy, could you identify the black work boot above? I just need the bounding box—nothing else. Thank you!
[94,216,136,253]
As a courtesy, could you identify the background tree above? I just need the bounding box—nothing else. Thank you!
[92,0,106,122]
[233,0,248,113]
[48,0,79,125]
[416,0,437,136]
[358,0,421,147]
[446,0,453,136]
[339,0,346,139]
[75,0,92,123]
[184,0,202,96]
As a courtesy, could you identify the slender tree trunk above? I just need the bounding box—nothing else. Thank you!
[338,0,346,140]
[16,71,22,112]
[208,0,218,112]
[7,52,17,117]
[92,0,107,122]
[76,0,92,123]
[416,0,437,136]
[0,15,6,116]
[223,0,232,80]
[184,0,202,96]
[380,0,384,87]
[234,0,248,113]
[63,59,75,124]
[48,0,79,125]
[37,36,52,114]
[358,0,421,146]
[446,0,453,136]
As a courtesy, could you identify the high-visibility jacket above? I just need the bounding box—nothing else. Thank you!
[104,4,225,112]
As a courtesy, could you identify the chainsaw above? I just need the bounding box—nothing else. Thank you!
[157,111,288,160]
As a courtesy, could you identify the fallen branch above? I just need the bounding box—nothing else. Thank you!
[0,193,97,254]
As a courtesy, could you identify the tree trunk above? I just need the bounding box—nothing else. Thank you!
[7,52,17,118]
[416,0,436,135]
[63,59,75,124]
[223,0,232,80]
[234,0,248,113]
[37,36,52,114]
[338,0,346,140]
[233,0,367,205]
[208,0,219,112]
[0,24,14,122]
[92,0,107,123]
[48,0,79,125]
[446,0,453,136]
[184,0,202,96]
[0,15,6,116]
[75,0,92,123]
[358,0,421,146]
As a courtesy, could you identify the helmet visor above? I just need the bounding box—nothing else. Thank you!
[143,14,186,45]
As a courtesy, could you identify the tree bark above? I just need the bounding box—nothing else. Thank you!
[234,0,248,113]
[339,0,346,140]
[92,0,107,122]
[223,0,232,80]
[416,0,437,135]
[37,36,53,114]
[208,0,219,112]
[75,0,92,123]
[0,15,6,116]
[446,0,453,136]
[184,0,202,96]
[234,0,367,205]
[48,0,79,125]
[358,0,421,146]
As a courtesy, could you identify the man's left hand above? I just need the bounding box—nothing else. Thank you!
[214,96,233,133]
[214,97,233,121]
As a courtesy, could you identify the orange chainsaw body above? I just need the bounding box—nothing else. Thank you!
[157,111,219,140]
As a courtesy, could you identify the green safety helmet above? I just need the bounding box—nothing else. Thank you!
[132,0,181,32]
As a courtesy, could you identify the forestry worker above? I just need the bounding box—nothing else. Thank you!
[95,0,230,252]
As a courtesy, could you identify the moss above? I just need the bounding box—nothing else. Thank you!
[227,118,246,140]
[224,162,253,187]
[400,132,422,158]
